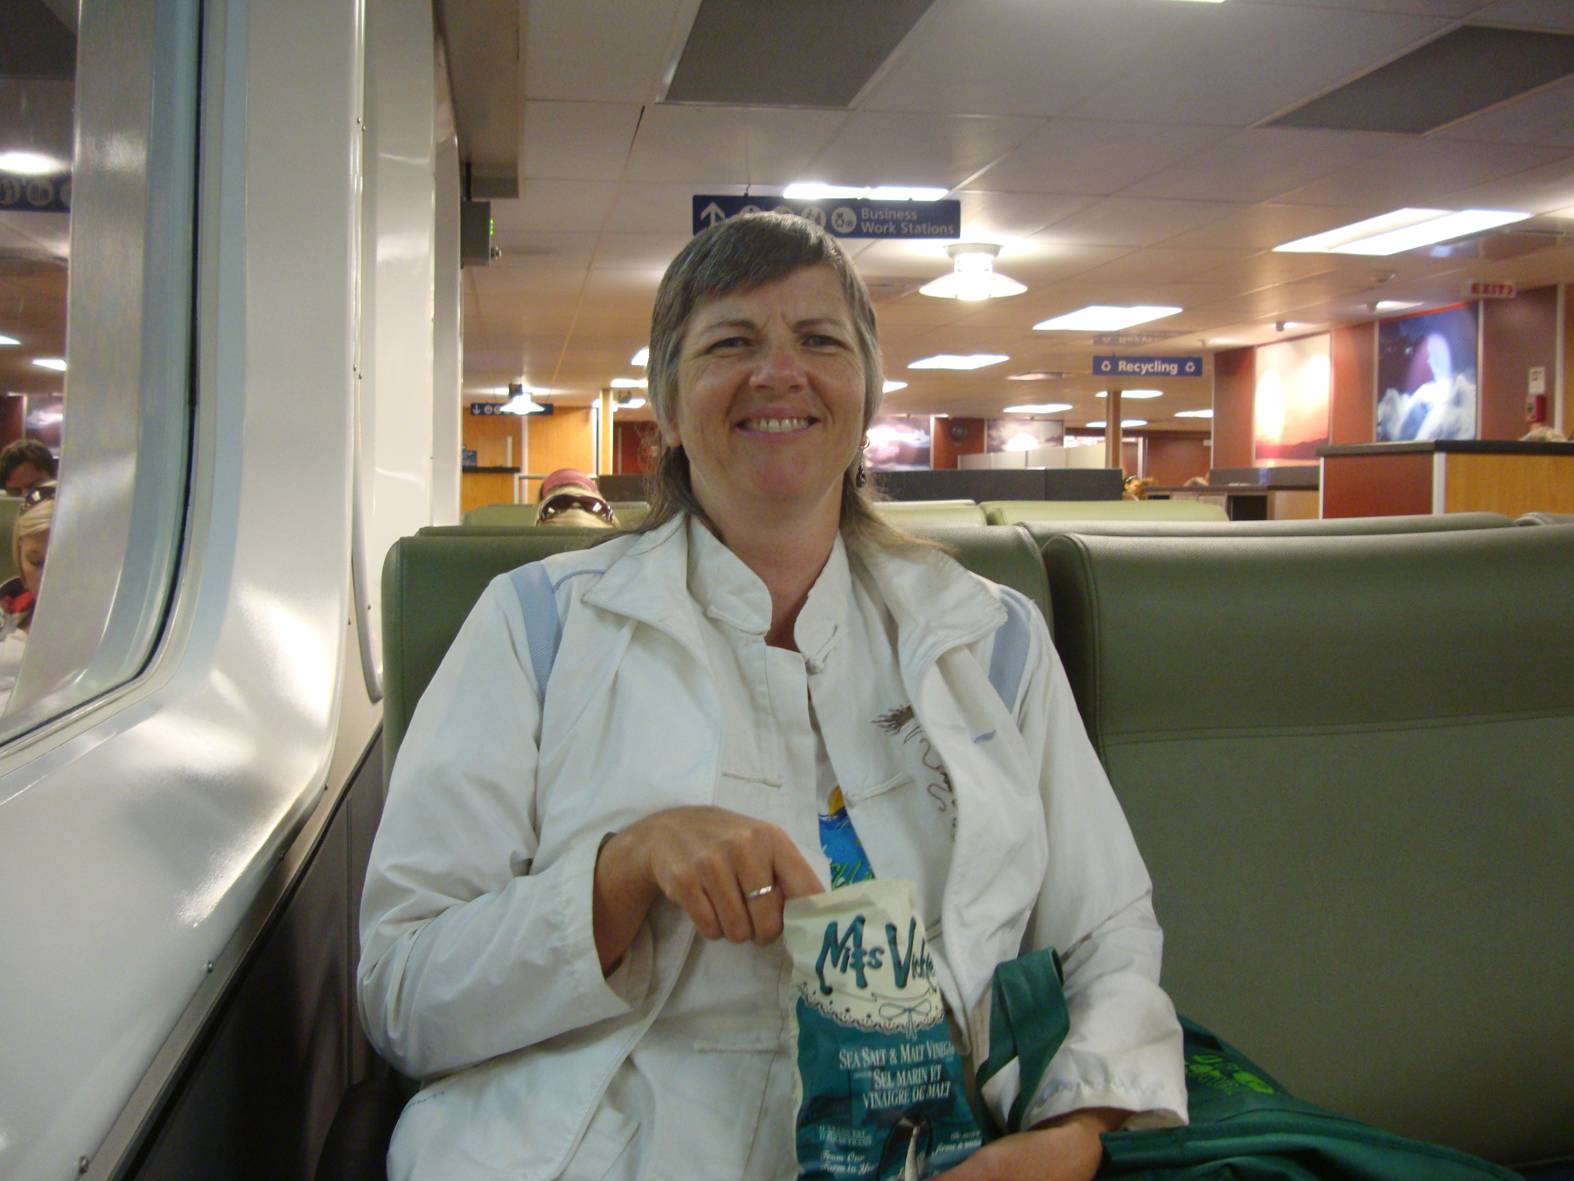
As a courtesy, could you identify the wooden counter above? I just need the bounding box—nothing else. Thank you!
[461,466,519,516]
[1318,441,1574,518]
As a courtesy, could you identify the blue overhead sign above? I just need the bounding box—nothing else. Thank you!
[1093,354,1204,379]
[0,173,70,214]
[692,195,960,240]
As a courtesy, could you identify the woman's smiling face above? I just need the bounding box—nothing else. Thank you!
[668,264,867,531]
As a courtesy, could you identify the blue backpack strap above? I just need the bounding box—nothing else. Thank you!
[508,562,562,692]
[986,587,1033,713]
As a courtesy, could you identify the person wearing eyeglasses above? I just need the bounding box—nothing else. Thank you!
[534,468,620,529]
[0,482,56,712]
[0,438,58,500]
[360,215,1184,1181]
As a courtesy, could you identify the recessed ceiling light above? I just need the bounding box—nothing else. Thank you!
[918,242,1026,301]
[630,347,649,367]
[1095,389,1163,399]
[1087,419,1149,428]
[1372,300,1422,312]
[908,354,1009,370]
[1003,403,1072,414]
[882,380,908,393]
[1034,306,1182,332]
[0,151,65,176]
[0,334,18,347]
[32,357,66,372]
[610,376,647,389]
[1175,409,1213,419]
[1274,208,1530,256]
[783,182,947,202]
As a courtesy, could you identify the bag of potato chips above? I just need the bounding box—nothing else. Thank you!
[783,878,984,1180]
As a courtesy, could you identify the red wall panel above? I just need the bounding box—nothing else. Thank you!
[1330,322,1375,445]
[1212,347,1254,469]
[1481,286,1558,440]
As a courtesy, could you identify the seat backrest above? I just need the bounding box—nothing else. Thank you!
[462,502,538,527]
[874,499,988,526]
[1022,511,1512,547]
[1040,526,1574,1166]
[982,498,1228,525]
[379,523,1047,780]
[0,495,22,583]
[610,501,649,528]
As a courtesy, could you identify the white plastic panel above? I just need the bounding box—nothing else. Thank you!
[432,133,462,526]
[351,0,438,697]
[0,0,377,1175]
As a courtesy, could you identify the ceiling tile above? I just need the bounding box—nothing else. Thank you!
[1438,154,1574,210]
[591,233,695,269]
[1029,197,1239,248]
[1277,138,1571,206]
[524,0,697,102]
[1468,0,1574,31]
[624,104,849,186]
[493,181,620,232]
[1440,77,1574,147]
[1126,128,1404,203]
[807,111,1044,190]
[1156,203,1387,250]
[952,191,1101,244]
[493,230,600,268]
[1064,4,1449,126]
[603,181,746,234]
[970,119,1234,196]
[522,102,644,180]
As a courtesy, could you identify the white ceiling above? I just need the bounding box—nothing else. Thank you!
[454,0,1574,429]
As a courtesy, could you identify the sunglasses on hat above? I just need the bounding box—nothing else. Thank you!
[537,490,615,523]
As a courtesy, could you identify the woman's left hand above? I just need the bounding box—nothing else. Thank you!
[929,1108,1123,1181]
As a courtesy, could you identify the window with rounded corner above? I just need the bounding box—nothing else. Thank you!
[0,0,197,739]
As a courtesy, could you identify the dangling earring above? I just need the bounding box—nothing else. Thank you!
[855,433,869,488]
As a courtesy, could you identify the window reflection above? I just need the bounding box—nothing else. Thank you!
[0,0,73,717]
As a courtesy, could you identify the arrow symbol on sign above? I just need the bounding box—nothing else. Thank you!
[700,201,726,227]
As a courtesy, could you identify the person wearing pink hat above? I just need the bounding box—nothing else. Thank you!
[535,467,619,529]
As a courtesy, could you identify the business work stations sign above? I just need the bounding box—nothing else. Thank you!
[693,195,961,240]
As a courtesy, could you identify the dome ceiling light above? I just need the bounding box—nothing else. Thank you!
[918,243,1026,302]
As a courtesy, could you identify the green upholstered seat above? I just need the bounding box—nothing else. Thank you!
[872,499,988,526]
[0,495,23,583]
[457,501,648,529]
[982,498,1228,525]
[1040,526,1574,1168]
[1022,511,1512,548]
[380,523,1046,779]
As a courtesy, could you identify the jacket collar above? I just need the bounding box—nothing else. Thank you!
[584,513,1007,668]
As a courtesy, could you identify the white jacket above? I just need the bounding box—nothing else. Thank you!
[359,516,1185,1179]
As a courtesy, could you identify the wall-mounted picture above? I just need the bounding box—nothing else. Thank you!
[864,416,932,470]
[1376,304,1479,442]
[1253,334,1329,462]
[987,417,1065,454]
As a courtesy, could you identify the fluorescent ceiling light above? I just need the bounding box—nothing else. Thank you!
[1096,389,1163,399]
[882,380,908,393]
[919,242,1026,301]
[1087,419,1148,428]
[0,334,18,347]
[784,182,947,201]
[1034,305,1182,332]
[32,357,66,372]
[1165,0,1226,4]
[1274,208,1530,256]
[0,151,64,175]
[1008,370,1070,382]
[1175,409,1213,419]
[610,376,647,389]
[908,354,1008,370]
[630,347,649,367]
[1373,300,1422,312]
[1004,403,1072,414]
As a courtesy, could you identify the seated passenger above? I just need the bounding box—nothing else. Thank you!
[534,467,620,528]
[0,485,55,712]
[0,438,58,500]
[359,213,1185,1181]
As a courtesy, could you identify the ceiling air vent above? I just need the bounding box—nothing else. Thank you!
[665,0,937,107]
[1267,25,1574,135]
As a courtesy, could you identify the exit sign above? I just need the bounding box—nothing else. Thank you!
[1463,280,1516,299]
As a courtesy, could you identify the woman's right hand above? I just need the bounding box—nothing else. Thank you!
[592,806,824,973]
